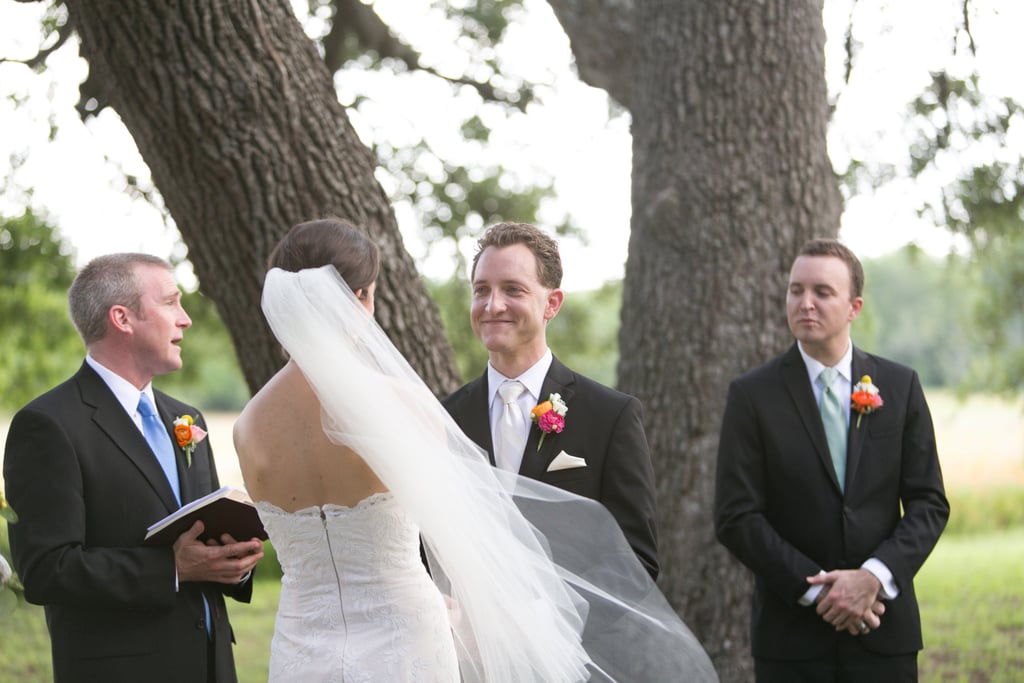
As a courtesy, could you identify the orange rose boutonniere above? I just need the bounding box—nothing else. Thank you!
[851,375,884,427]
[173,415,207,467]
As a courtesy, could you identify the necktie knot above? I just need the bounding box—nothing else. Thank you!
[818,367,838,388]
[498,380,526,405]
[138,393,157,417]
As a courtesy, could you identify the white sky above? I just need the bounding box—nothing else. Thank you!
[0,0,1020,290]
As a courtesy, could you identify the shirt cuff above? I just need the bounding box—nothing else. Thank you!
[798,570,826,606]
[862,557,899,599]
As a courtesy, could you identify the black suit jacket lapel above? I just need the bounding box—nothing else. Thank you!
[780,344,844,493]
[846,346,877,488]
[520,357,577,478]
[77,364,180,513]
[457,372,496,465]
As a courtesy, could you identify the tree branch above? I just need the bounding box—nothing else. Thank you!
[0,10,73,69]
[961,0,977,56]
[323,0,528,108]
[323,0,420,72]
[545,0,636,109]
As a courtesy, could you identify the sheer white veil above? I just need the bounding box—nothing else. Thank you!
[261,265,718,683]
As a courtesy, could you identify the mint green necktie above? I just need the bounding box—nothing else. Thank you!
[818,367,848,492]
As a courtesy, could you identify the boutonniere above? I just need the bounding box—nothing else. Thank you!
[851,375,884,427]
[530,393,567,450]
[173,415,207,467]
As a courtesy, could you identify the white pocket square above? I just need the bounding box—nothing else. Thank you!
[547,450,587,472]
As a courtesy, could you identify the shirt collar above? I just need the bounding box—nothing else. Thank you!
[797,340,853,385]
[487,349,553,406]
[85,355,155,418]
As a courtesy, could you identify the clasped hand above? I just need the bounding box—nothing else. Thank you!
[807,568,884,635]
[173,520,264,584]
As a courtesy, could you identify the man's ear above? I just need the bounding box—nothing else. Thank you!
[109,305,133,334]
[544,288,565,322]
[848,296,864,323]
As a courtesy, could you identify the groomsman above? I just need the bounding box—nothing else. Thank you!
[4,253,263,683]
[442,222,660,579]
[714,238,949,682]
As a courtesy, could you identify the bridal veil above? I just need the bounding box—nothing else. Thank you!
[261,265,718,683]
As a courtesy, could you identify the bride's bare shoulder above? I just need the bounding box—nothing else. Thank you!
[234,362,316,446]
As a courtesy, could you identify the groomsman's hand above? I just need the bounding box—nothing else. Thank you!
[174,521,264,584]
[808,568,882,634]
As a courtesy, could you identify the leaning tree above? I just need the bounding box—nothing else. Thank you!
[62,0,461,395]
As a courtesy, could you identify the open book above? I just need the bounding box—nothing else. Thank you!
[144,485,268,546]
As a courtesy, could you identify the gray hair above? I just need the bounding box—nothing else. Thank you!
[68,253,172,345]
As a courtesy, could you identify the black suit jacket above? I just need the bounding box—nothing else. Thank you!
[442,356,660,578]
[714,344,949,659]
[3,362,253,683]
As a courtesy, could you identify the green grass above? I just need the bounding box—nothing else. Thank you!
[3,387,1023,680]
[0,521,283,683]
[917,528,1024,682]
[944,486,1024,536]
[4,527,1024,681]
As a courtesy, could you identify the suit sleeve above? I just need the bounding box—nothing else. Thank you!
[4,407,179,610]
[713,380,823,602]
[869,370,949,590]
[599,396,660,580]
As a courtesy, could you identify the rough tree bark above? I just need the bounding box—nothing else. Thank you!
[64,0,460,395]
[551,1,841,680]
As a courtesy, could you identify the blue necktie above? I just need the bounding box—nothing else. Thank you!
[138,393,181,505]
[138,393,211,637]
[818,368,848,492]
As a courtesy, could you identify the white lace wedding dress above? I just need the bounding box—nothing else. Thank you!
[256,493,459,683]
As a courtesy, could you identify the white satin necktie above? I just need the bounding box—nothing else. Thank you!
[495,381,528,472]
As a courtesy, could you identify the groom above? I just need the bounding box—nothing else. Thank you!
[442,222,660,579]
[3,253,263,683]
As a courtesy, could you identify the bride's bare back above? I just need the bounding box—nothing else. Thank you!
[233,360,386,511]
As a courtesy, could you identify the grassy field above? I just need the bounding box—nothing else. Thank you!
[2,389,1022,681]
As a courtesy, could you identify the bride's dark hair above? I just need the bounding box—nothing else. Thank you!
[267,217,380,294]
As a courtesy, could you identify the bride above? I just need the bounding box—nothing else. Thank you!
[234,218,718,682]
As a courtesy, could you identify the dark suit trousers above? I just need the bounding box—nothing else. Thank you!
[755,639,918,683]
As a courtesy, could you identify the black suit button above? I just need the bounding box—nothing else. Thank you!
[196,619,206,631]
[843,506,852,515]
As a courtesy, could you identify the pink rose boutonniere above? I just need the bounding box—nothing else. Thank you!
[851,375,883,427]
[173,415,207,467]
[530,393,568,450]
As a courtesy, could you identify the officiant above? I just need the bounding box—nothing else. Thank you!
[3,253,263,683]
[442,222,660,579]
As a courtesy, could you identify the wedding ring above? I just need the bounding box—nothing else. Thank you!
[858,621,869,634]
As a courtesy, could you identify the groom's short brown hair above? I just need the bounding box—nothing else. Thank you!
[471,222,563,289]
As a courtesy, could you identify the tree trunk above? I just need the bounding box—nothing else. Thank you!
[619,1,842,680]
[65,0,460,395]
